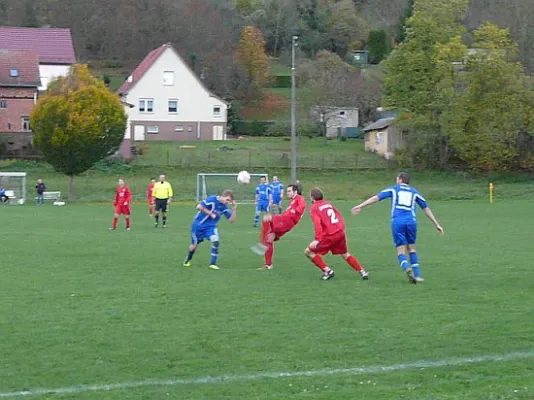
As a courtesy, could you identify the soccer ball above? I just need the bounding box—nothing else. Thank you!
[237,170,251,185]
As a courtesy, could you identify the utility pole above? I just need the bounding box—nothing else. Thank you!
[290,35,298,183]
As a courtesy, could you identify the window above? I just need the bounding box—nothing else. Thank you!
[139,98,154,113]
[9,69,19,77]
[163,71,174,86]
[147,125,159,134]
[0,101,7,108]
[22,117,30,132]
[175,125,184,132]
[213,106,221,117]
[168,99,178,113]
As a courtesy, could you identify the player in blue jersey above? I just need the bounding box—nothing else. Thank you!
[270,176,284,214]
[253,176,272,227]
[183,189,237,270]
[351,172,444,284]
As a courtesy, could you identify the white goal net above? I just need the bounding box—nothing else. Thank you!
[196,173,269,204]
[0,172,27,205]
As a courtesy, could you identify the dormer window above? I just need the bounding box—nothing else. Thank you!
[9,69,19,77]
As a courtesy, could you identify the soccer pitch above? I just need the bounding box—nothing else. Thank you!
[0,200,532,399]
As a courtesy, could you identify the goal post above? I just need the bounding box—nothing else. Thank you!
[0,172,27,204]
[196,173,269,204]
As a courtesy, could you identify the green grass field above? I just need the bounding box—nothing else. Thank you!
[0,199,532,399]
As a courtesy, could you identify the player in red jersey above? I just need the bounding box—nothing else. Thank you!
[252,183,306,270]
[305,187,368,281]
[147,177,155,217]
[110,179,132,231]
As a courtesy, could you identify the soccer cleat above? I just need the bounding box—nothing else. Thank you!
[360,270,369,280]
[414,276,425,283]
[322,270,335,281]
[154,223,159,228]
[406,268,417,284]
[108,227,115,231]
[208,264,219,270]
[162,224,167,228]
[183,261,192,267]
[257,264,273,270]
[250,243,268,256]
[126,228,131,231]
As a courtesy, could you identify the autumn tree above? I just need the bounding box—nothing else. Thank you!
[383,0,469,168]
[445,23,534,171]
[31,65,126,200]
[235,25,269,85]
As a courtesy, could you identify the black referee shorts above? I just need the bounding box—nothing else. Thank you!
[155,198,168,212]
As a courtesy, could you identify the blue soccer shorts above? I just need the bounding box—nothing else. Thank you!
[272,195,282,206]
[391,223,417,247]
[256,201,270,213]
[191,226,219,245]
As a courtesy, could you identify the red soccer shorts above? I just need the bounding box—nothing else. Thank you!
[269,215,297,241]
[115,205,131,215]
[313,231,348,255]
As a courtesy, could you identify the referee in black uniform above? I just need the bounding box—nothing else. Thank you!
[152,174,173,228]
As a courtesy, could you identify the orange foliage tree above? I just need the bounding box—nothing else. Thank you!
[235,25,269,86]
[31,64,126,199]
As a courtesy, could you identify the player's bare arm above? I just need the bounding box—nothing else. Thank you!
[229,202,237,223]
[423,208,444,234]
[351,195,380,215]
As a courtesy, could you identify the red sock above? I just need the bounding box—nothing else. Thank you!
[311,254,328,271]
[149,206,153,215]
[126,218,130,228]
[112,217,118,229]
[261,220,272,244]
[265,242,274,266]
[346,255,363,272]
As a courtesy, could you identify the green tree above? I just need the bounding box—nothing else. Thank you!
[445,23,534,171]
[367,29,388,64]
[326,0,368,58]
[31,65,126,200]
[394,0,415,44]
[383,0,469,168]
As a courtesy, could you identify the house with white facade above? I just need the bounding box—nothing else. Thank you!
[116,42,228,156]
[0,26,76,91]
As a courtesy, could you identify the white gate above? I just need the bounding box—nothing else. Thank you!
[134,125,145,141]
[212,125,224,140]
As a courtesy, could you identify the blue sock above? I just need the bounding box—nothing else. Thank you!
[397,254,409,271]
[409,252,420,277]
[210,242,219,265]
[185,250,195,263]
[254,212,260,226]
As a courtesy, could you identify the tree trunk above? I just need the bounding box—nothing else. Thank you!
[68,175,74,201]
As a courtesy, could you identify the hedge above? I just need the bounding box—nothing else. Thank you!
[229,120,276,136]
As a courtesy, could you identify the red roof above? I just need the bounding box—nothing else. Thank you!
[117,44,167,94]
[0,26,75,64]
[117,42,227,104]
[0,49,40,87]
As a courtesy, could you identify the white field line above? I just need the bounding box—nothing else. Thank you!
[0,350,532,398]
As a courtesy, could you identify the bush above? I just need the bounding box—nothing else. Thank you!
[266,120,320,138]
[92,156,132,172]
[230,120,275,136]
[269,75,291,88]
[103,58,123,69]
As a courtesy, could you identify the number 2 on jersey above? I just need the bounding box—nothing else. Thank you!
[326,208,339,224]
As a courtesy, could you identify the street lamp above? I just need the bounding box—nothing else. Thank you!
[290,35,298,183]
